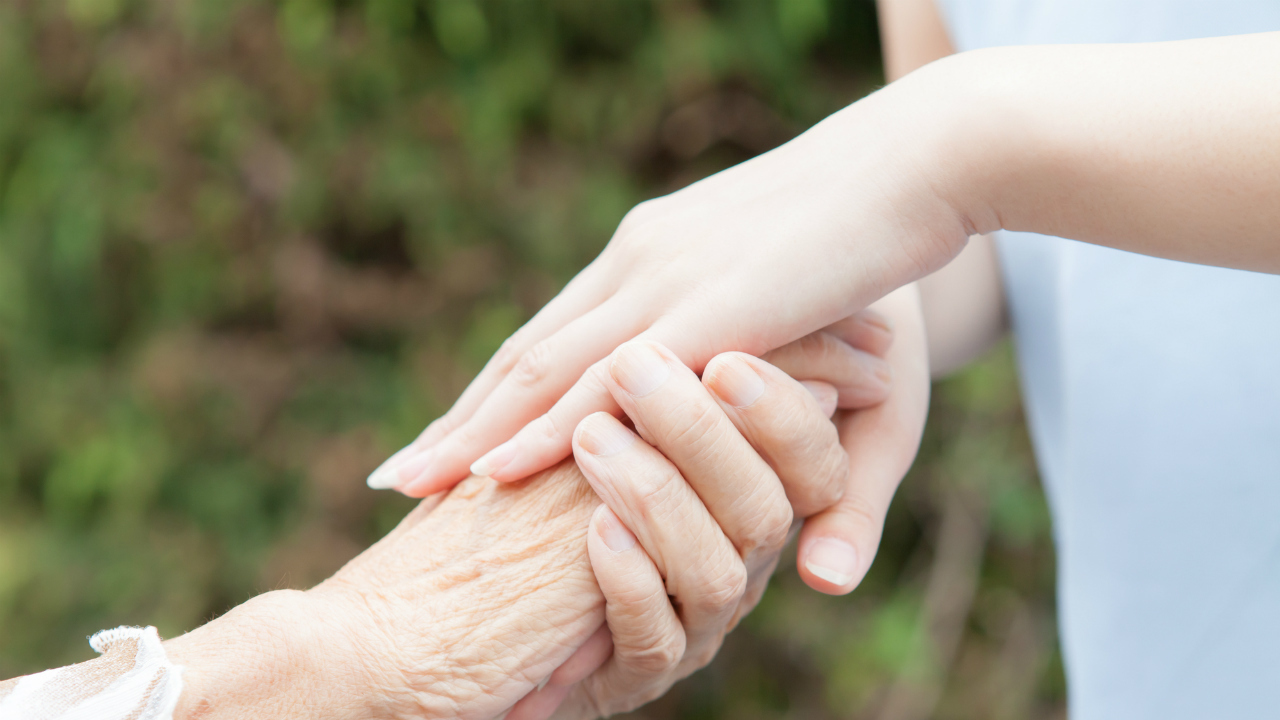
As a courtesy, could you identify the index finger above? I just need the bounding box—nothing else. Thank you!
[419,269,613,448]
[403,322,714,493]
[392,297,645,497]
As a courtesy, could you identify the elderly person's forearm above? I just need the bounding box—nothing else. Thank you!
[167,465,603,720]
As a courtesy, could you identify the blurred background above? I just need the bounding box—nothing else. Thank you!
[0,1,1063,718]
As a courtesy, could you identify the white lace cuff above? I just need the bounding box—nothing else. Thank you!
[0,626,183,720]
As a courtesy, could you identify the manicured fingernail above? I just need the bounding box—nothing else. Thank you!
[368,449,435,491]
[800,380,839,417]
[366,451,409,489]
[366,444,418,489]
[610,342,670,397]
[707,356,764,408]
[366,462,400,489]
[597,507,637,553]
[391,450,436,488]
[805,537,859,588]
[576,415,635,457]
[470,440,517,478]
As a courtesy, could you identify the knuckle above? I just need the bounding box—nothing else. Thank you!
[690,562,747,618]
[625,465,683,518]
[608,208,655,262]
[511,341,553,388]
[528,413,561,444]
[774,421,846,510]
[788,447,849,518]
[491,334,526,374]
[618,200,657,234]
[579,360,612,397]
[813,445,852,509]
[420,413,455,441]
[685,640,724,672]
[665,400,728,459]
[621,630,685,676]
[745,501,795,554]
[840,490,885,531]
[448,419,485,451]
[596,681,669,718]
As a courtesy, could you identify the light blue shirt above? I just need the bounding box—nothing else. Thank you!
[934,2,1280,718]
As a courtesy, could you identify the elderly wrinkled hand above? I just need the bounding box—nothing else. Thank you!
[509,302,926,720]
[164,461,604,720]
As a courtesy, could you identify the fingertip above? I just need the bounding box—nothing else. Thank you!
[399,476,452,499]
[470,439,518,479]
[399,454,465,498]
[366,464,400,490]
[590,503,638,553]
[574,413,637,459]
[703,352,765,409]
[799,380,839,418]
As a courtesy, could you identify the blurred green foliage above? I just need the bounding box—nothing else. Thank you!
[0,1,1062,717]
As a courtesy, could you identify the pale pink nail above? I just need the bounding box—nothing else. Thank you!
[394,450,436,483]
[367,446,420,490]
[470,440,517,478]
[596,507,637,552]
[707,356,765,408]
[610,342,670,397]
[575,415,636,457]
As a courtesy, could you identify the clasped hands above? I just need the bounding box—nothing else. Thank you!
[163,294,927,720]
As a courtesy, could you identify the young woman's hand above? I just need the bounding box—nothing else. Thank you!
[364,63,974,500]
[369,32,1280,501]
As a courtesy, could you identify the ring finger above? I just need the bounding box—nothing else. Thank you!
[572,412,747,656]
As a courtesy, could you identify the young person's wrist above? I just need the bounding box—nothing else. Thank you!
[898,47,1034,240]
[918,45,1084,243]
[795,47,1023,290]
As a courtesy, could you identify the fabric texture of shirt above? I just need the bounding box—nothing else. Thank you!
[934,2,1280,717]
[0,626,182,720]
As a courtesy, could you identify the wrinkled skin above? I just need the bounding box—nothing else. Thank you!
[165,311,913,720]
[168,464,606,720]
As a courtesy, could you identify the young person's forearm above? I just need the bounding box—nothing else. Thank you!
[942,32,1280,272]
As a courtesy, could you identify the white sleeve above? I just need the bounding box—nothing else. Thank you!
[0,626,184,720]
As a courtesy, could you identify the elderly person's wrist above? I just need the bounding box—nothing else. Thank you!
[165,589,378,720]
[168,469,607,720]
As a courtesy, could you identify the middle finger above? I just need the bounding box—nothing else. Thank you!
[601,341,795,564]
[572,413,747,654]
